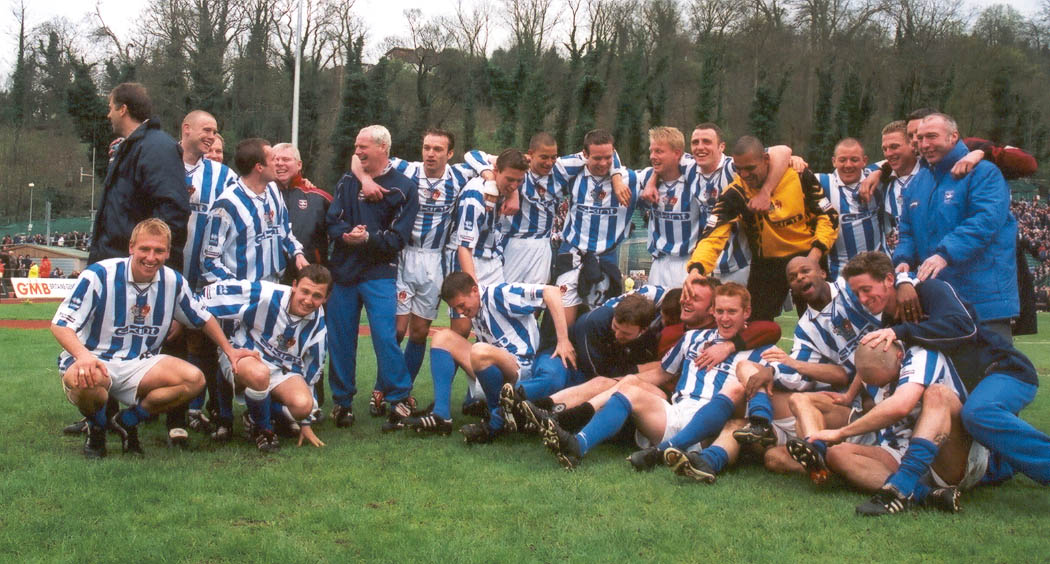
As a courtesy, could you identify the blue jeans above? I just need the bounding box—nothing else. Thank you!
[962,373,1050,485]
[519,352,588,399]
[328,279,411,407]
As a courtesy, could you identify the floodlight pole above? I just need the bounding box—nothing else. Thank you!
[291,0,303,147]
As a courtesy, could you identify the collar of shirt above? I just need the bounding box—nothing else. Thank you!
[805,280,840,322]
[184,157,204,175]
[124,257,161,285]
[890,159,921,181]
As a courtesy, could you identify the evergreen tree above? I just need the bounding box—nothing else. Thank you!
[37,31,71,124]
[833,70,873,140]
[612,32,646,166]
[748,72,789,143]
[807,64,834,165]
[6,7,30,127]
[66,58,111,178]
[694,49,720,124]
[571,43,606,148]
[328,36,369,184]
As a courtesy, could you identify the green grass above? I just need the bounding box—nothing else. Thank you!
[0,302,60,320]
[3,313,1050,562]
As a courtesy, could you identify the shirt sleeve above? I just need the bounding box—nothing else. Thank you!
[688,187,747,274]
[800,169,840,254]
[52,268,102,330]
[201,200,237,283]
[198,280,254,320]
[456,190,485,250]
[173,272,213,328]
[462,150,495,176]
[494,283,545,316]
[660,330,693,375]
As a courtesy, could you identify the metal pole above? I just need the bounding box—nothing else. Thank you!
[45,201,51,246]
[291,0,303,147]
[90,145,96,224]
[27,182,34,234]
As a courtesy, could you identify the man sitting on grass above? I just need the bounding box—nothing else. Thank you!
[199,264,331,452]
[51,218,255,458]
[806,342,982,516]
[539,283,779,470]
[404,272,575,442]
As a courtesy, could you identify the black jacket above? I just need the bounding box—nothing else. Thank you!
[89,119,189,270]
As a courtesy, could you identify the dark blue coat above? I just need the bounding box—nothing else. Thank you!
[326,167,418,284]
[89,120,189,270]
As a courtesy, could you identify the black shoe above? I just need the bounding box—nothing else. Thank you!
[64,417,89,435]
[519,399,553,435]
[786,438,829,485]
[733,419,777,448]
[369,390,387,417]
[187,409,213,434]
[167,427,190,449]
[381,399,415,432]
[83,424,107,459]
[461,398,489,419]
[459,421,504,445]
[211,417,233,442]
[405,413,453,435]
[108,414,144,455]
[664,448,717,483]
[540,417,581,470]
[252,428,281,453]
[856,485,910,516]
[331,405,355,428]
[923,486,961,513]
[627,446,663,472]
[273,412,301,439]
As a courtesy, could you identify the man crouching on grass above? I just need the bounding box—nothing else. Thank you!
[199,264,332,452]
[52,219,256,458]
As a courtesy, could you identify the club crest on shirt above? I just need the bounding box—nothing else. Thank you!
[592,189,607,201]
[265,209,275,226]
[130,304,151,324]
[298,199,308,210]
[536,186,547,198]
[430,189,444,201]
[662,195,679,208]
[831,317,856,340]
[186,183,196,196]
[276,334,296,350]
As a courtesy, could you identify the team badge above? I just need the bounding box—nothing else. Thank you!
[831,317,856,340]
[559,284,569,294]
[536,186,547,198]
[943,190,955,204]
[592,189,607,201]
[276,334,296,349]
[187,183,196,196]
[398,290,408,303]
[130,304,151,324]
[430,189,444,201]
[298,199,308,210]
[265,209,275,226]
[771,199,784,211]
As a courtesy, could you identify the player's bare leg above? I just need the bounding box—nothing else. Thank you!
[137,356,206,414]
[665,419,747,483]
[273,376,324,447]
[826,443,899,491]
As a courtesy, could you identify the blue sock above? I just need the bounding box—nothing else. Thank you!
[746,391,773,423]
[245,390,273,432]
[474,365,506,430]
[188,390,205,411]
[217,379,234,420]
[88,406,108,429]
[810,439,828,457]
[912,480,932,503]
[118,404,151,427]
[886,437,939,497]
[700,445,729,474]
[576,392,632,455]
[271,400,286,424]
[404,340,426,384]
[430,348,455,420]
[659,393,735,450]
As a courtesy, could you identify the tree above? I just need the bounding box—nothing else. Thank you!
[328,36,369,184]
[748,72,789,143]
[66,58,110,178]
[6,1,31,127]
[833,69,873,141]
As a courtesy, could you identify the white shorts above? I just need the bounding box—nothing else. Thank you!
[930,442,990,491]
[448,253,505,318]
[396,247,444,320]
[219,355,300,394]
[773,409,877,447]
[62,354,168,406]
[634,397,708,449]
[714,265,750,286]
[503,238,552,284]
[648,255,689,288]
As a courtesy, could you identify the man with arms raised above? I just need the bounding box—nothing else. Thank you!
[53,219,253,458]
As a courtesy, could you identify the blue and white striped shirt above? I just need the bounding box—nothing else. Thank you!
[447,177,505,260]
[870,346,965,452]
[183,157,236,290]
[200,280,327,385]
[638,167,705,257]
[817,170,884,279]
[554,155,639,255]
[53,258,211,368]
[774,277,882,392]
[473,283,547,364]
[662,328,775,403]
[503,170,561,240]
[201,180,304,284]
[391,154,484,250]
[681,154,750,276]
[883,160,919,227]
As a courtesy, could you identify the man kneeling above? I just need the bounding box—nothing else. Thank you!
[808,342,987,515]
[52,219,254,458]
[200,264,332,451]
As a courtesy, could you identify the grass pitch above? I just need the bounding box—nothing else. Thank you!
[2,306,1050,562]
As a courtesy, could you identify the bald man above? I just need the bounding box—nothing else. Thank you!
[806,342,984,516]
[815,139,883,279]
